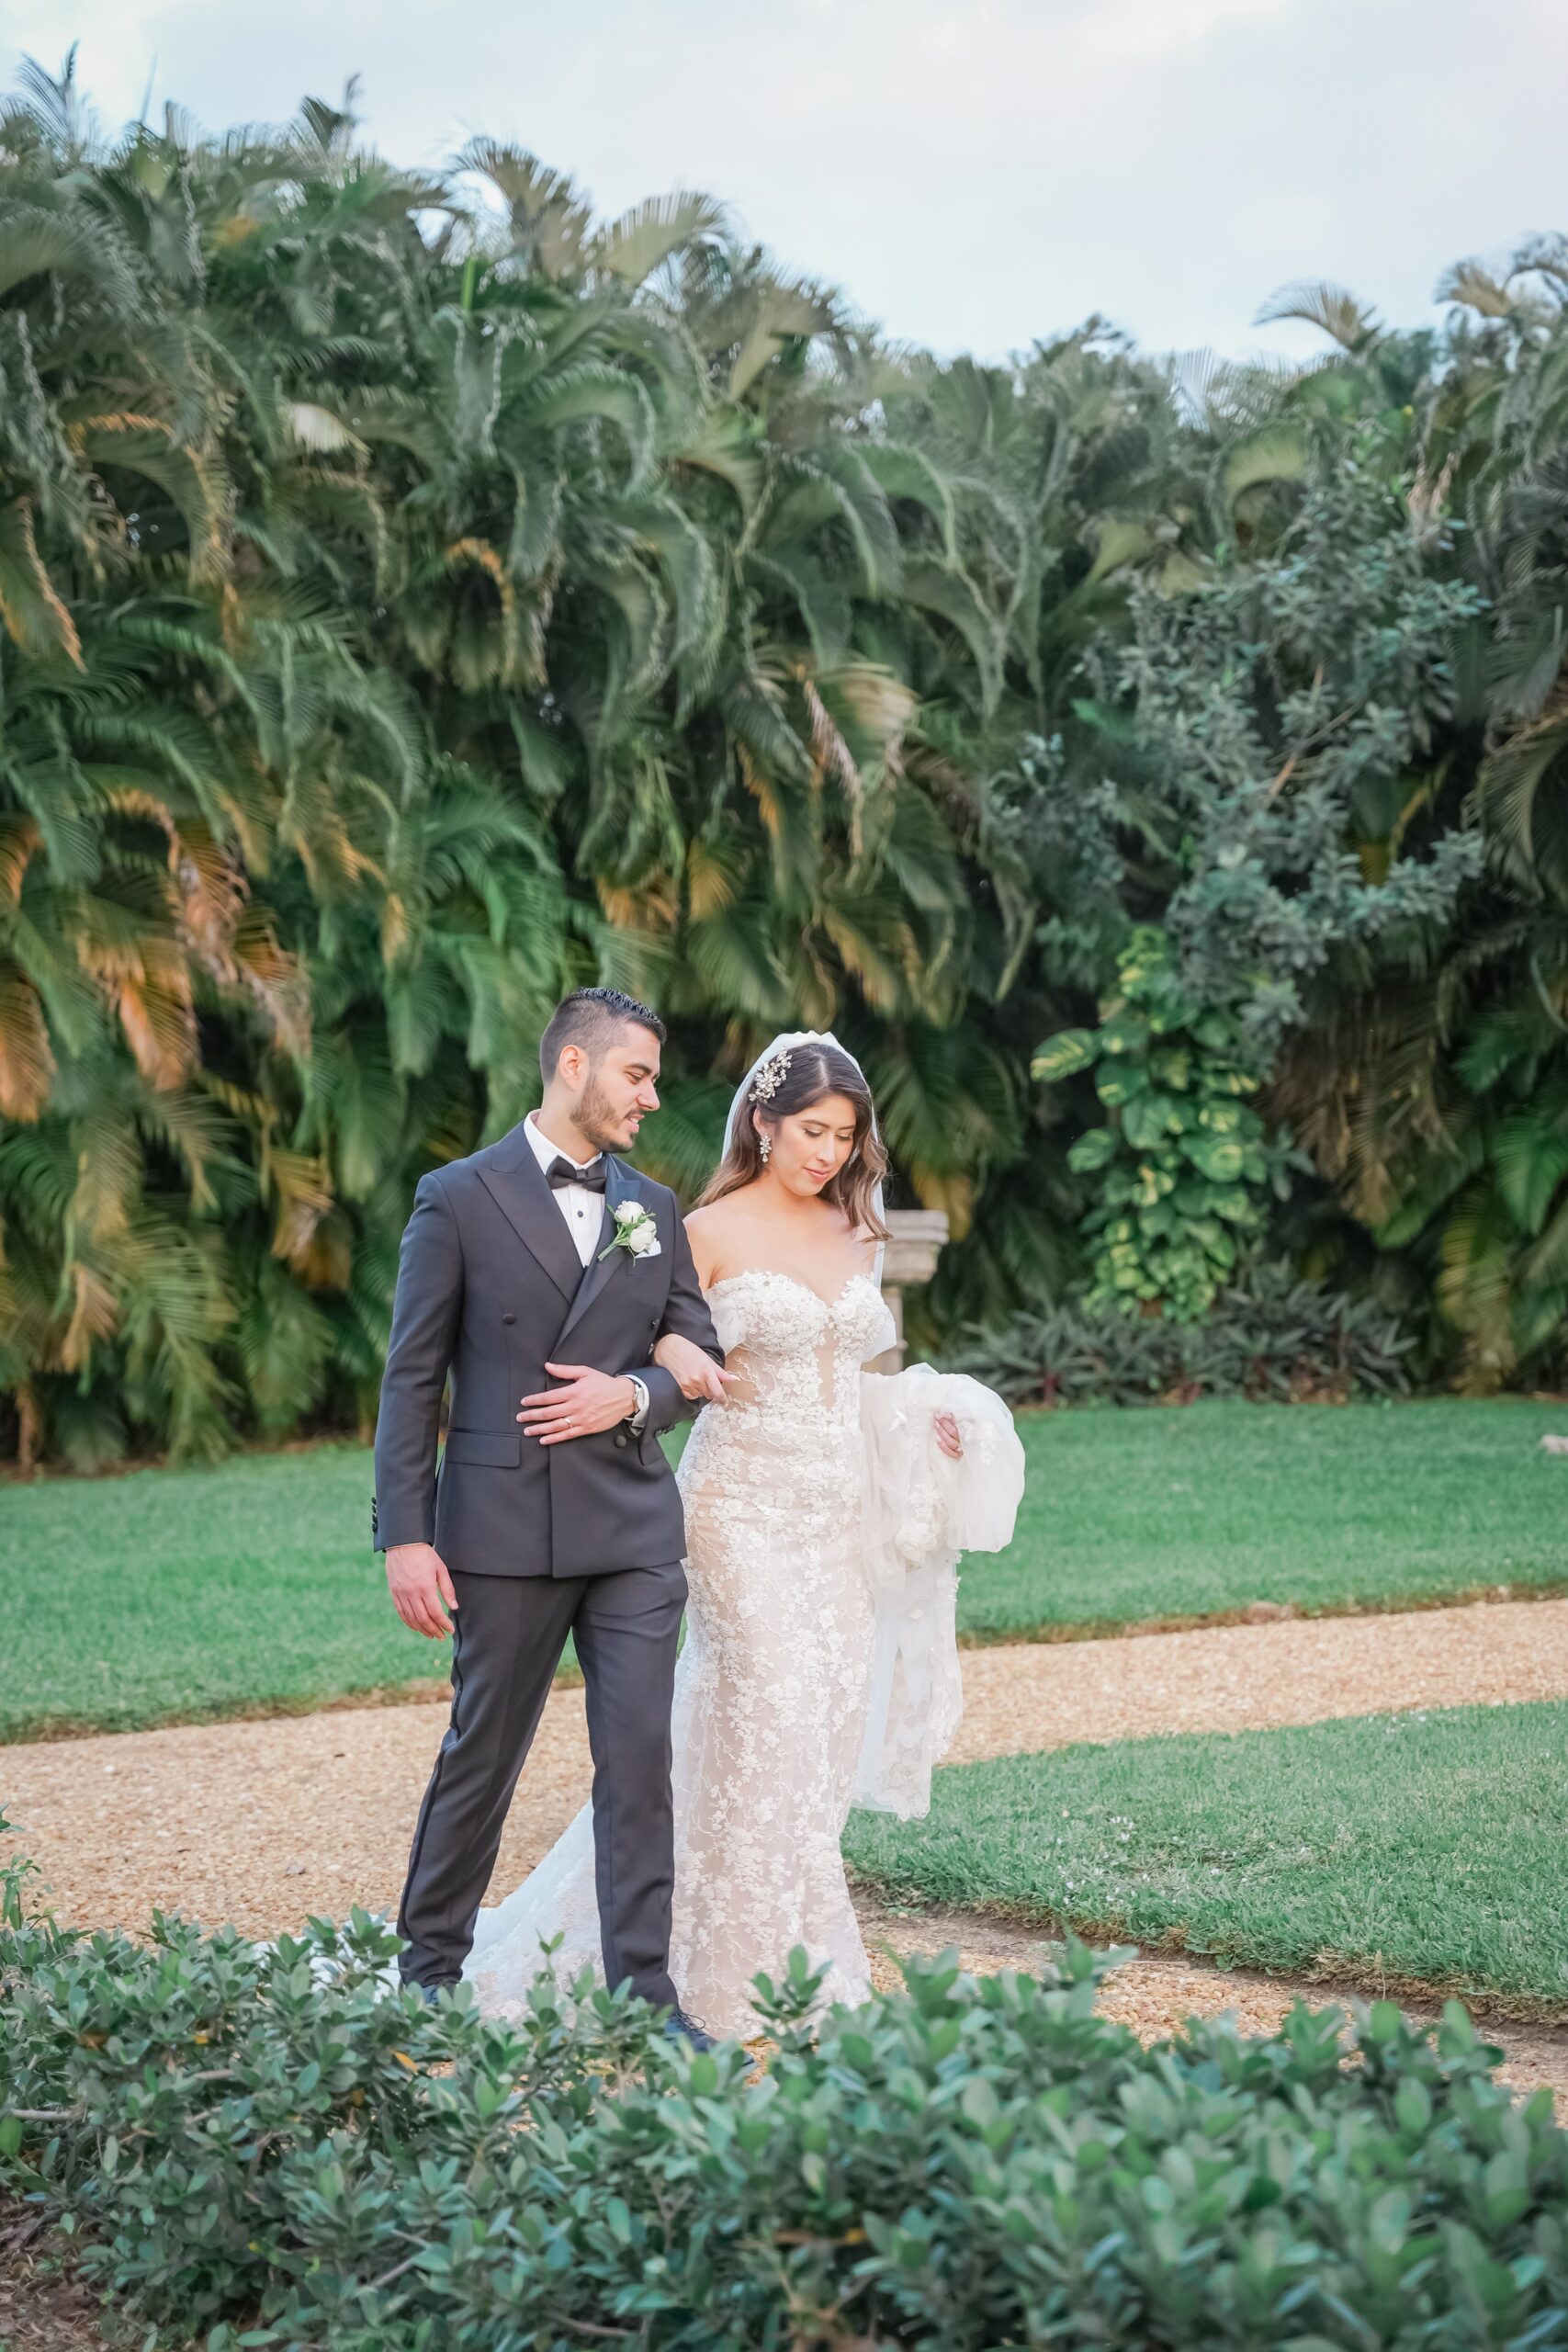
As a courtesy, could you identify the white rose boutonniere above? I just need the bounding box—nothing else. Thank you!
[598,1199,662,1263]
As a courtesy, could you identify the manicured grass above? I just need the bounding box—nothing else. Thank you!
[844,1698,1568,2009]
[4,1444,451,1743]
[959,1395,1568,1639]
[6,1395,1564,1741]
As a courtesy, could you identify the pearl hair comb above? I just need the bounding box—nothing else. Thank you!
[749,1048,793,1104]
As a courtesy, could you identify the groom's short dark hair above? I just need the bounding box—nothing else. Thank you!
[539,987,666,1082]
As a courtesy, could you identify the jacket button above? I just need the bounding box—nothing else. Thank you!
[614,1430,629,1450]
[502,1313,515,1325]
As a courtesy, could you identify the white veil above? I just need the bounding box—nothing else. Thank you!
[724,1029,1022,1821]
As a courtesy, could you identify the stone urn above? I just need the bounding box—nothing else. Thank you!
[869,1208,950,1374]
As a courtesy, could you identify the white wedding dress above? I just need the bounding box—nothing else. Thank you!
[465,1266,1023,2040]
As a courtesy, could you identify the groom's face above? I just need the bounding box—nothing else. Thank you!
[575,1023,663,1154]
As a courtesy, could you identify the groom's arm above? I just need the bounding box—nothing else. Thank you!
[373,1170,463,1551]
[629,1201,725,1444]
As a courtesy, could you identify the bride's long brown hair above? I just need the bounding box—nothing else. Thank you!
[697,1041,889,1238]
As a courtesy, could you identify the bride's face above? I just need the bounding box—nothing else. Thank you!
[761,1091,861,1199]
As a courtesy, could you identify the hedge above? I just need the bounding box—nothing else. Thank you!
[2,1829,1565,2349]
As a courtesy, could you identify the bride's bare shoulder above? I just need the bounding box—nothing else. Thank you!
[684,1198,739,1244]
[684,1195,748,1283]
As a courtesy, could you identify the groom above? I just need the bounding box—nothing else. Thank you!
[372,987,727,2033]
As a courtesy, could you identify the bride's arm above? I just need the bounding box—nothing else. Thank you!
[653,1329,729,1399]
[649,1209,733,1406]
[634,1211,729,1427]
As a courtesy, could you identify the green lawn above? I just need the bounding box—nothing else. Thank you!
[5,1395,1563,1741]
[4,1444,446,1742]
[844,1699,1568,2009]
[959,1395,1568,1639]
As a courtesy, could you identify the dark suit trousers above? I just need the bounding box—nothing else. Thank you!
[396,1560,687,2007]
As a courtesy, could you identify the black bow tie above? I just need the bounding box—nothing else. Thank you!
[546,1154,606,1193]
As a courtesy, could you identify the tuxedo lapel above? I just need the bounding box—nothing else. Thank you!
[557,1156,637,1346]
[475,1123,583,1307]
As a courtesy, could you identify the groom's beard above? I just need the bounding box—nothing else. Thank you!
[577,1069,635,1157]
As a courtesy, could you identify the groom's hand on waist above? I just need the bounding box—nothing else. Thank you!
[518,1363,637,1445]
[387,1542,457,1639]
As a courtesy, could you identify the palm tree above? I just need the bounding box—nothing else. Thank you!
[0,63,1030,1463]
[1252,245,1568,1384]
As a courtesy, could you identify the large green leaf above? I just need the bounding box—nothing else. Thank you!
[899,559,1004,715]
[1032,1029,1097,1083]
[0,498,81,663]
[590,190,726,285]
[1122,1093,1179,1150]
[0,199,134,304]
[1095,1067,1146,1111]
[1066,1126,1118,1174]
[508,363,657,487]
[1182,1135,1247,1183]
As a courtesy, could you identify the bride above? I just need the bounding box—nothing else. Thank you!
[465,1032,1023,2040]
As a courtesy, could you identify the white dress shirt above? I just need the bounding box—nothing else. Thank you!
[524,1113,648,1429]
[525,1111,604,1266]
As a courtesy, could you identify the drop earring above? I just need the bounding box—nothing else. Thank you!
[758,1133,773,1163]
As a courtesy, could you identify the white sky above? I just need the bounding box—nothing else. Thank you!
[4,0,1563,366]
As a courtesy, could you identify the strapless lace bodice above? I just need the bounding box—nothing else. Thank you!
[705,1266,893,1353]
[699,1268,894,1430]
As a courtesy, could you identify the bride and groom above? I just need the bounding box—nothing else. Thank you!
[372,986,1021,2045]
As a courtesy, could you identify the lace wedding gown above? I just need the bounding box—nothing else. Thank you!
[466,1267,1021,2040]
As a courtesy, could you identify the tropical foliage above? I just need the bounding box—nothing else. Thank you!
[0,57,1021,1466]
[949,1264,1415,1408]
[3,52,1568,1464]
[1033,930,1292,1321]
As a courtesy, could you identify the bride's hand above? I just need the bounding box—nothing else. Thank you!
[934,1408,963,1461]
[654,1330,735,1404]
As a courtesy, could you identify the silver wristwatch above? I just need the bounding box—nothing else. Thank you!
[626,1374,649,1430]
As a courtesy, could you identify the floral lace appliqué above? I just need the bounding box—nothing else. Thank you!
[467,1269,897,2041]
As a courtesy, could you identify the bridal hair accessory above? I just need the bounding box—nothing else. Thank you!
[723,1028,887,1286]
[749,1048,793,1105]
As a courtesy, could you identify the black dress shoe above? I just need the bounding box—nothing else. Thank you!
[663,2005,719,2053]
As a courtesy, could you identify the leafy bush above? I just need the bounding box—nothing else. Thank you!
[1033,928,1294,1321]
[4,1829,1566,2350]
[946,1264,1415,1407]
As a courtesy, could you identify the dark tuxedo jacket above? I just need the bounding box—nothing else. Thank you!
[371,1123,723,1577]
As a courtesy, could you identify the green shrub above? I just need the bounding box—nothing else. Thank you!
[4,1828,1566,2349]
[948,1263,1415,1408]
[1032,928,1294,1323]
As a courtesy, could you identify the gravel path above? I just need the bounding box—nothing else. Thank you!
[852,1898,1568,2112]
[6,1594,1567,2101]
[947,1592,1568,1760]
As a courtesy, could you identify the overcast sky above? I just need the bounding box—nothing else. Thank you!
[5,0,1562,366]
